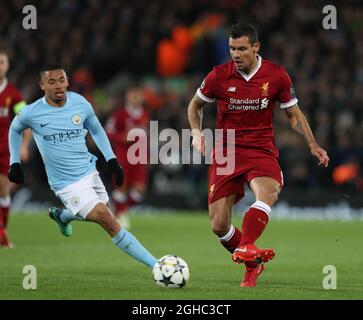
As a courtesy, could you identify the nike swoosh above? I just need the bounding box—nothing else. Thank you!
[41,122,50,127]
[236,247,247,253]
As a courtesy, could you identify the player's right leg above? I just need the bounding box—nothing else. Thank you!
[208,194,242,253]
[85,203,157,268]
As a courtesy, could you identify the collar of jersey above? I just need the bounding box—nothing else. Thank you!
[42,93,68,108]
[236,55,262,82]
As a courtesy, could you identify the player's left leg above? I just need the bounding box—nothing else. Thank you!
[233,177,281,262]
[240,176,281,244]
[0,173,13,248]
[233,176,282,287]
[48,207,83,237]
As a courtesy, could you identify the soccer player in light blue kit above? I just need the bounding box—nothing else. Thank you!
[8,63,157,270]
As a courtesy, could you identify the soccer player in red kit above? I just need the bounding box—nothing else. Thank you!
[187,22,329,287]
[105,86,150,228]
[0,48,31,247]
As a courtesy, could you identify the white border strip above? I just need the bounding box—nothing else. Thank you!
[218,225,235,242]
[251,200,271,217]
[196,88,215,103]
[280,98,298,109]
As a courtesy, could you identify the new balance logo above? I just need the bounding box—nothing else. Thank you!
[40,122,50,127]
[260,98,269,109]
[227,87,236,92]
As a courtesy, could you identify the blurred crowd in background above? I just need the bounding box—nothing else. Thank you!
[1,0,362,208]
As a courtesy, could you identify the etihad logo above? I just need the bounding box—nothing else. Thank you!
[261,82,269,96]
[43,129,83,144]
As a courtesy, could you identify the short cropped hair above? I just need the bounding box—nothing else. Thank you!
[230,22,258,44]
[40,63,65,78]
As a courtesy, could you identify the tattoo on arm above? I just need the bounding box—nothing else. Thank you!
[295,120,304,135]
[285,105,316,147]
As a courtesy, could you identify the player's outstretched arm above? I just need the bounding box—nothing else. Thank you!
[284,104,329,167]
[187,94,207,155]
[8,117,27,183]
[84,113,124,186]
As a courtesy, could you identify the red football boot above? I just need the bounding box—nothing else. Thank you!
[241,262,265,287]
[232,243,275,264]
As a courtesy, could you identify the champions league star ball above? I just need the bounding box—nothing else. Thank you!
[153,255,190,288]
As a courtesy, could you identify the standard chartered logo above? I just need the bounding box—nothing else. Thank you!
[228,97,269,110]
[260,98,269,109]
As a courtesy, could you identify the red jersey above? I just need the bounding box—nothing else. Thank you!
[0,79,25,151]
[105,105,150,157]
[197,55,297,158]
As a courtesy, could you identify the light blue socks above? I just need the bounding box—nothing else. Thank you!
[59,208,83,223]
[112,229,157,268]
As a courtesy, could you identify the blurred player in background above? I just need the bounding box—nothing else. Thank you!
[105,85,150,228]
[0,47,31,248]
[188,22,329,287]
[8,63,157,269]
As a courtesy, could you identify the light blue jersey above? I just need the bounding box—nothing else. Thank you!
[9,91,115,192]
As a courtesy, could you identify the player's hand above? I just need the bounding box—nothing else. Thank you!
[310,144,329,167]
[191,129,205,156]
[8,163,25,184]
[108,158,124,187]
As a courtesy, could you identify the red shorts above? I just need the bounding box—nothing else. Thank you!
[208,148,283,204]
[0,148,9,175]
[116,152,148,188]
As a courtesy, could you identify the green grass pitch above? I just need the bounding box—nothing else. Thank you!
[1,212,362,300]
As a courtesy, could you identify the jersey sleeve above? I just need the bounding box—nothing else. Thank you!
[196,68,217,103]
[278,68,298,109]
[9,107,30,164]
[84,102,116,161]
[11,87,27,115]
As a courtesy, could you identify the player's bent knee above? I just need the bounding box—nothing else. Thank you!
[208,202,232,236]
[210,219,230,237]
[258,190,279,206]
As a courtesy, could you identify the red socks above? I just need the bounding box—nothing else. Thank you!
[239,201,271,246]
[219,226,242,253]
[216,201,271,254]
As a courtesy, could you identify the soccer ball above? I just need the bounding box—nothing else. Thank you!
[153,255,190,288]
